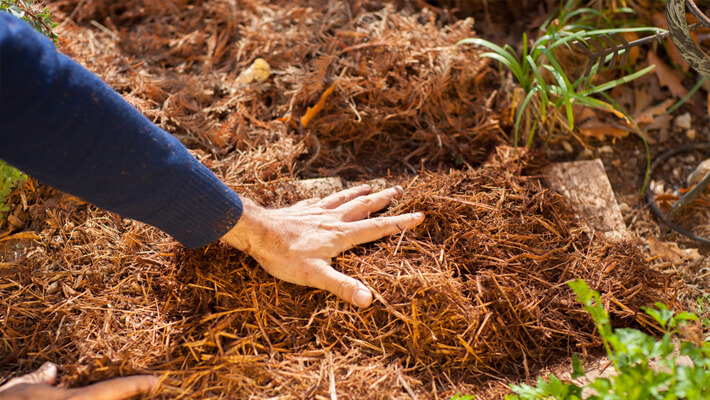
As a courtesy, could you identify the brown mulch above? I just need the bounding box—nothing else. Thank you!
[0,0,677,399]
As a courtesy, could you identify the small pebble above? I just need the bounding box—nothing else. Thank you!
[618,202,630,213]
[674,112,692,130]
[562,140,574,153]
[577,148,594,160]
[598,145,614,154]
[686,129,697,140]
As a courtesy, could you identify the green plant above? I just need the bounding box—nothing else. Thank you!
[1,0,58,42]
[0,161,26,216]
[456,0,658,148]
[0,0,56,218]
[506,280,710,399]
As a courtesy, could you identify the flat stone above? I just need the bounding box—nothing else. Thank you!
[545,159,630,241]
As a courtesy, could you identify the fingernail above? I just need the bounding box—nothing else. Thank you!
[37,362,57,384]
[415,212,425,219]
[39,362,55,371]
[360,184,371,190]
[353,288,372,307]
[393,185,403,198]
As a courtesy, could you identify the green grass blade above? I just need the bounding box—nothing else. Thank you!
[457,38,524,84]
[560,7,612,27]
[666,76,708,114]
[515,87,540,148]
[526,55,548,123]
[546,27,666,52]
[581,64,655,96]
[542,49,575,130]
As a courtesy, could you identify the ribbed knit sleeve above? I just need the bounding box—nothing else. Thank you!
[0,14,243,248]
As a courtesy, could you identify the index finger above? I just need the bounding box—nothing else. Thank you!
[67,375,159,400]
[318,184,371,209]
[346,212,424,246]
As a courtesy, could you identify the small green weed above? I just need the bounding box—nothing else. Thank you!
[506,280,710,399]
[0,161,26,217]
[1,0,57,42]
[0,0,56,219]
[456,0,659,149]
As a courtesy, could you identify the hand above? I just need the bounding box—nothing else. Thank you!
[0,362,158,400]
[221,185,424,307]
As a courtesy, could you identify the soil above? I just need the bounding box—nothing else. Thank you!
[1,0,710,399]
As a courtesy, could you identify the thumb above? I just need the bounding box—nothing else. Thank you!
[310,260,373,307]
[68,375,159,400]
[0,362,57,392]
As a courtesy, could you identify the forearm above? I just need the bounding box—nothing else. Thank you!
[0,14,241,248]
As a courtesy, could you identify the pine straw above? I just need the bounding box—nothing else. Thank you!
[1,148,674,399]
[50,0,505,179]
[0,0,676,398]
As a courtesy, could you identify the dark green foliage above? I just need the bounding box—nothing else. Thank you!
[0,0,57,42]
[506,280,710,400]
[0,161,25,215]
[0,0,56,218]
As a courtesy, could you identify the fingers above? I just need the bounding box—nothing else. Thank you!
[67,375,159,400]
[0,362,57,392]
[318,184,371,209]
[294,198,321,207]
[336,186,403,222]
[307,260,373,307]
[347,212,425,245]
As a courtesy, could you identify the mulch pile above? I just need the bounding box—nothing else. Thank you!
[0,0,676,398]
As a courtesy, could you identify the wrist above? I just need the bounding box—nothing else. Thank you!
[220,197,267,254]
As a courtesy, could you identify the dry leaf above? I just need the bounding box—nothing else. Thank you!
[578,123,630,141]
[655,193,680,202]
[0,231,41,242]
[643,113,672,132]
[301,82,336,127]
[648,52,690,100]
[648,236,701,263]
[634,86,654,116]
[234,58,271,85]
[633,98,675,124]
[620,31,640,66]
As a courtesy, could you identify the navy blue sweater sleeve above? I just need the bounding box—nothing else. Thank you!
[0,14,242,248]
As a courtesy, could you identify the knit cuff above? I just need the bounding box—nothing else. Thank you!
[144,163,243,249]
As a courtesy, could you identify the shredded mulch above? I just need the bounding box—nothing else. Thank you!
[0,0,677,398]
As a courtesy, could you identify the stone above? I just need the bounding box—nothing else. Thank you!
[674,112,692,130]
[545,160,630,241]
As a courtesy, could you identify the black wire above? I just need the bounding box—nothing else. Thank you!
[645,142,710,245]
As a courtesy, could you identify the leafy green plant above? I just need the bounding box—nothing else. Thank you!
[456,0,659,149]
[1,0,58,42]
[0,0,56,219]
[506,280,710,399]
[0,161,26,216]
